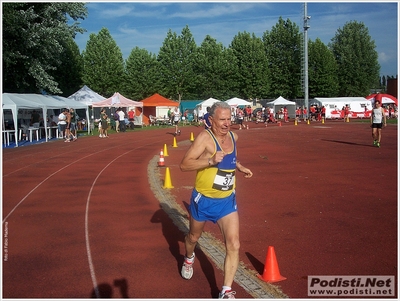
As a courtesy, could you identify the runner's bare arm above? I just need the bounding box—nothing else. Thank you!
[382,108,387,126]
[232,132,252,178]
[236,161,253,178]
[180,131,214,171]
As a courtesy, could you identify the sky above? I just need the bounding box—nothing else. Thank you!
[73,1,398,77]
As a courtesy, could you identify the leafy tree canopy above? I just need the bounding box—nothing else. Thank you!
[3,2,87,94]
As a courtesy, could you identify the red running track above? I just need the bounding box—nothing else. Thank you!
[2,120,397,298]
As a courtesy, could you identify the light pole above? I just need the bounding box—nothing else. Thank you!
[303,3,311,112]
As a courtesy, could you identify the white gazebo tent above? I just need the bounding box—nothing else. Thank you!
[194,97,221,118]
[2,94,43,147]
[266,96,297,118]
[2,93,89,146]
[68,85,106,106]
[225,97,252,107]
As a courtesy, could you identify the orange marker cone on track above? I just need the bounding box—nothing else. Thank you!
[190,132,195,142]
[172,136,178,148]
[158,149,165,167]
[163,167,174,189]
[257,246,286,283]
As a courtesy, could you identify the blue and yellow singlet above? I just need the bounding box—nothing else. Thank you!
[194,129,237,199]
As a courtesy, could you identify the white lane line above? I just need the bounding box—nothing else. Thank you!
[84,145,156,297]
[2,161,77,224]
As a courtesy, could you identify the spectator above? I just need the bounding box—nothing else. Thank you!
[203,107,211,129]
[128,108,135,129]
[302,106,307,121]
[295,107,301,123]
[64,109,77,142]
[230,107,236,124]
[167,107,172,124]
[182,109,189,125]
[245,105,252,122]
[118,108,126,132]
[69,108,78,140]
[58,109,67,139]
[30,110,40,126]
[283,106,289,122]
[236,107,244,129]
[114,108,120,132]
[100,108,109,138]
[344,105,350,121]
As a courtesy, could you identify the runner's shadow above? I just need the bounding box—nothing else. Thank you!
[320,139,374,147]
[90,278,129,298]
[182,201,190,213]
[150,207,184,268]
[151,205,219,298]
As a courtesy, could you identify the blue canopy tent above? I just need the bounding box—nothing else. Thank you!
[180,100,201,122]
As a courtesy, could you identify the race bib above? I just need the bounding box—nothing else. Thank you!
[212,170,235,191]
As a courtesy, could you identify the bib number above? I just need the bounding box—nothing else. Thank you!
[212,170,235,191]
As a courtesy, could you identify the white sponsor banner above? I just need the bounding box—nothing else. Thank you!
[308,276,395,297]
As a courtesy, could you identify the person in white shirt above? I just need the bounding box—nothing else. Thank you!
[58,109,67,139]
[118,109,126,132]
[370,101,387,147]
[172,107,181,135]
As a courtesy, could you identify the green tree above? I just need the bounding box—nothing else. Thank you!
[157,25,197,102]
[263,17,302,99]
[193,35,239,100]
[329,21,380,96]
[123,47,161,100]
[230,31,269,99]
[51,37,84,97]
[2,2,87,94]
[82,28,125,97]
[308,38,339,98]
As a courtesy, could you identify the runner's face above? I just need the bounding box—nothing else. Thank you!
[210,108,231,134]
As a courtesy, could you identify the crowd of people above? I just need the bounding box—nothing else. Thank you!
[47,101,399,143]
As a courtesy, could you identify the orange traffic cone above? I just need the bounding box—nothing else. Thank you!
[278,121,282,127]
[172,136,178,148]
[190,132,195,142]
[257,246,286,283]
[158,149,165,167]
[163,143,169,156]
[163,167,174,189]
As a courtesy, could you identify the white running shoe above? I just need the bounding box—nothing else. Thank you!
[219,290,236,299]
[181,253,195,280]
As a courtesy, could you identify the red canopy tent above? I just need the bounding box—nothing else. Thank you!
[366,93,398,106]
[141,93,178,125]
